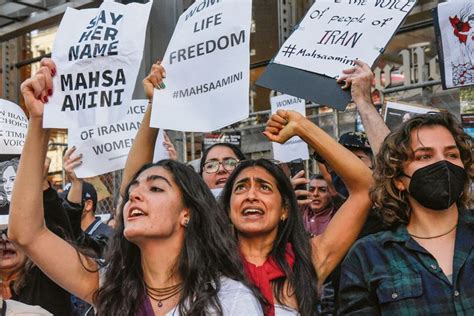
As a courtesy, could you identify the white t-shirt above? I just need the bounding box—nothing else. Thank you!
[275,304,299,316]
[165,277,263,315]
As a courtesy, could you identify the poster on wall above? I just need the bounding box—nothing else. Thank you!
[44,1,152,128]
[383,101,439,131]
[150,0,252,132]
[257,0,416,110]
[434,1,474,89]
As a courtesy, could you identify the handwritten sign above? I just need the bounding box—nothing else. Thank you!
[270,94,309,163]
[68,100,147,178]
[44,1,152,128]
[273,0,416,79]
[434,0,474,89]
[150,0,252,132]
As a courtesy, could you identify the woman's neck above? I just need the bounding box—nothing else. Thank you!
[139,236,183,288]
[239,233,276,266]
[407,199,459,238]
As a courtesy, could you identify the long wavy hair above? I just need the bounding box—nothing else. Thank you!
[371,112,473,227]
[220,159,319,316]
[94,160,252,315]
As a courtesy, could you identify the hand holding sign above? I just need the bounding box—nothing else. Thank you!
[264,110,305,144]
[143,61,167,100]
[337,60,374,105]
[20,59,56,120]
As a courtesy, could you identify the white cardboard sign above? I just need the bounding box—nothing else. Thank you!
[0,99,28,155]
[153,130,171,162]
[270,94,309,163]
[68,100,147,178]
[273,0,416,78]
[150,0,252,132]
[44,1,152,128]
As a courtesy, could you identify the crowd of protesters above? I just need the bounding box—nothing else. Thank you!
[0,34,471,316]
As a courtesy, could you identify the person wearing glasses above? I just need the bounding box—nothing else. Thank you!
[121,62,246,196]
[199,143,246,190]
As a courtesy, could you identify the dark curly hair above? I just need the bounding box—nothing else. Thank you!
[220,159,319,316]
[371,112,473,227]
[94,159,254,315]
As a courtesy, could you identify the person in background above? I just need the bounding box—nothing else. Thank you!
[62,146,113,241]
[1,157,76,315]
[339,112,473,314]
[300,174,341,237]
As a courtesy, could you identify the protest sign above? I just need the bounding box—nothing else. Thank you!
[383,101,439,131]
[270,94,309,163]
[203,132,241,151]
[68,100,147,178]
[44,1,152,128]
[153,130,171,162]
[434,1,474,89]
[258,0,416,110]
[0,154,20,216]
[150,0,252,132]
[0,99,28,155]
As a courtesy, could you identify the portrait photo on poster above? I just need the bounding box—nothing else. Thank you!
[0,155,20,215]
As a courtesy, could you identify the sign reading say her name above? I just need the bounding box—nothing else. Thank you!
[434,0,474,89]
[273,0,416,79]
[68,100,147,178]
[44,1,152,128]
[0,99,28,155]
[150,0,252,132]
[270,95,309,163]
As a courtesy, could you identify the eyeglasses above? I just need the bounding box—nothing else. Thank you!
[203,158,239,174]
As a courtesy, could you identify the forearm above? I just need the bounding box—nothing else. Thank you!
[120,103,157,196]
[9,118,50,245]
[296,118,373,194]
[355,100,390,156]
[67,179,83,204]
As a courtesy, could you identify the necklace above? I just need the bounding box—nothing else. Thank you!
[145,282,183,308]
[409,223,457,239]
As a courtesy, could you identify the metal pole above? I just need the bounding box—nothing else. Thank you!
[182,131,187,163]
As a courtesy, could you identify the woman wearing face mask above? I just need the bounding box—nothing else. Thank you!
[8,59,263,316]
[339,112,474,315]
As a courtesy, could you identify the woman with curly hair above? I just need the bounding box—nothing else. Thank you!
[8,58,263,316]
[339,112,474,315]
